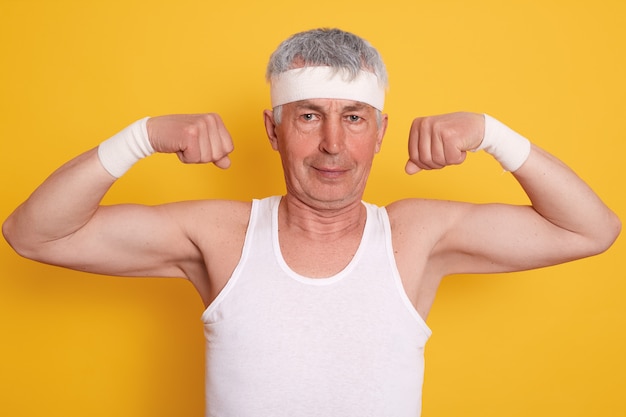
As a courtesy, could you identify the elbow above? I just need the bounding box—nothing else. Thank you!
[588,211,622,256]
[605,212,622,249]
[2,214,41,261]
[2,215,26,258]
[2,215,17,250]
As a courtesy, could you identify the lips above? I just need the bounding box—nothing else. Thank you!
[315,166,346,172]
[307,155,353,179]
[309,165,350,181]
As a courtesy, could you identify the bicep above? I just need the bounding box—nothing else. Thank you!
[37,202,202,279]
[434,202,591,275]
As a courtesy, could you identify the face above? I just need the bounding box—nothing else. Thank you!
[264,98,388,210]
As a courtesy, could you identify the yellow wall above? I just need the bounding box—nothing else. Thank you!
[1,0,624,416]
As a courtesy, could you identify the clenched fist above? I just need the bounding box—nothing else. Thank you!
[146,113,234,169]
[405,112,485,174]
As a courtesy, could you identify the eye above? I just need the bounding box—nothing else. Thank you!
[301,113,317,121]
[347,115,362,123]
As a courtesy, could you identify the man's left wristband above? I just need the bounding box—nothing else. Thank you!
[97,117,155,178]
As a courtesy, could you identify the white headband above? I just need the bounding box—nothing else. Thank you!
[270,66,385,111]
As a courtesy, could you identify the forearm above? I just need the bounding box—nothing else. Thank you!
[4,117,155,255]
[3,113,234,262]
[405,112,620,276]
[3,148,117,255]
[476,114,619,252]
[513,145,621,253]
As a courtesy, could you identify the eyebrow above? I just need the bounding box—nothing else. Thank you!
[294,100,371,113]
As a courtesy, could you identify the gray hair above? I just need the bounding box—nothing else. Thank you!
[266,28,388,86]
[266,28,388,125]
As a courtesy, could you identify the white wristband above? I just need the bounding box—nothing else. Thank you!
[97,117,154,178]
[475,114,531,172]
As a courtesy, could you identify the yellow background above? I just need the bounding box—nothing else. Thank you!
[1,0,624,416]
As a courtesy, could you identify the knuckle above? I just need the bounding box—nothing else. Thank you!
[182,123,201,141]
[204,112,223,127]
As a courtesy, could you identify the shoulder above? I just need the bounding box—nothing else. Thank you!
[151,199,252,249]
[162,199,252,220]
[161,199,252,236]
[385,198,468,225]
[384,198,474,247]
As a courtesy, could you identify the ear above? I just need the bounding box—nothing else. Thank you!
[375,113,389,153]
[263,109,279,151]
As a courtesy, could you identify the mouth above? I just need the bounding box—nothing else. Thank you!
[312,166,348,179]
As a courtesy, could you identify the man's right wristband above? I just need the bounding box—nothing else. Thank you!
[97,117,154,178]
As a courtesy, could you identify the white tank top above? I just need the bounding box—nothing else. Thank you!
[201,196,431,417]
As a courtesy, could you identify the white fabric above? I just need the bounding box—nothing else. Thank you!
[475,114,531,172]
[270,66,386,111]
[202,196,431,417]
[97,117,154,178]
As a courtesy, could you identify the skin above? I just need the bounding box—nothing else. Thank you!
[2,101,621,320]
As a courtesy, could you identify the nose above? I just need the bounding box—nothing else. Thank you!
[319,118,346,155]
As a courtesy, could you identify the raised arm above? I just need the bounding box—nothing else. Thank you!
[395,112,620,277]
[2,114,235,281]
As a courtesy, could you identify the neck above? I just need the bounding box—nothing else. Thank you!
[279,194,366,241]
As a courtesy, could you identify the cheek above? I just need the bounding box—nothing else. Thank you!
[277,140,310,172]
[348,135,381,158]
[277,132,319,159]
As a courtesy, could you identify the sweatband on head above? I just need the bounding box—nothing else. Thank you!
[474,114,531,172]
[97,117,154,178]
[270,66,386,111]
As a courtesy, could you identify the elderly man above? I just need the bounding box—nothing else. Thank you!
[3,28,620,416]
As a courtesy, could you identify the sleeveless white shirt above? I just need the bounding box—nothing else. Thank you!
[201,196,431,416]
